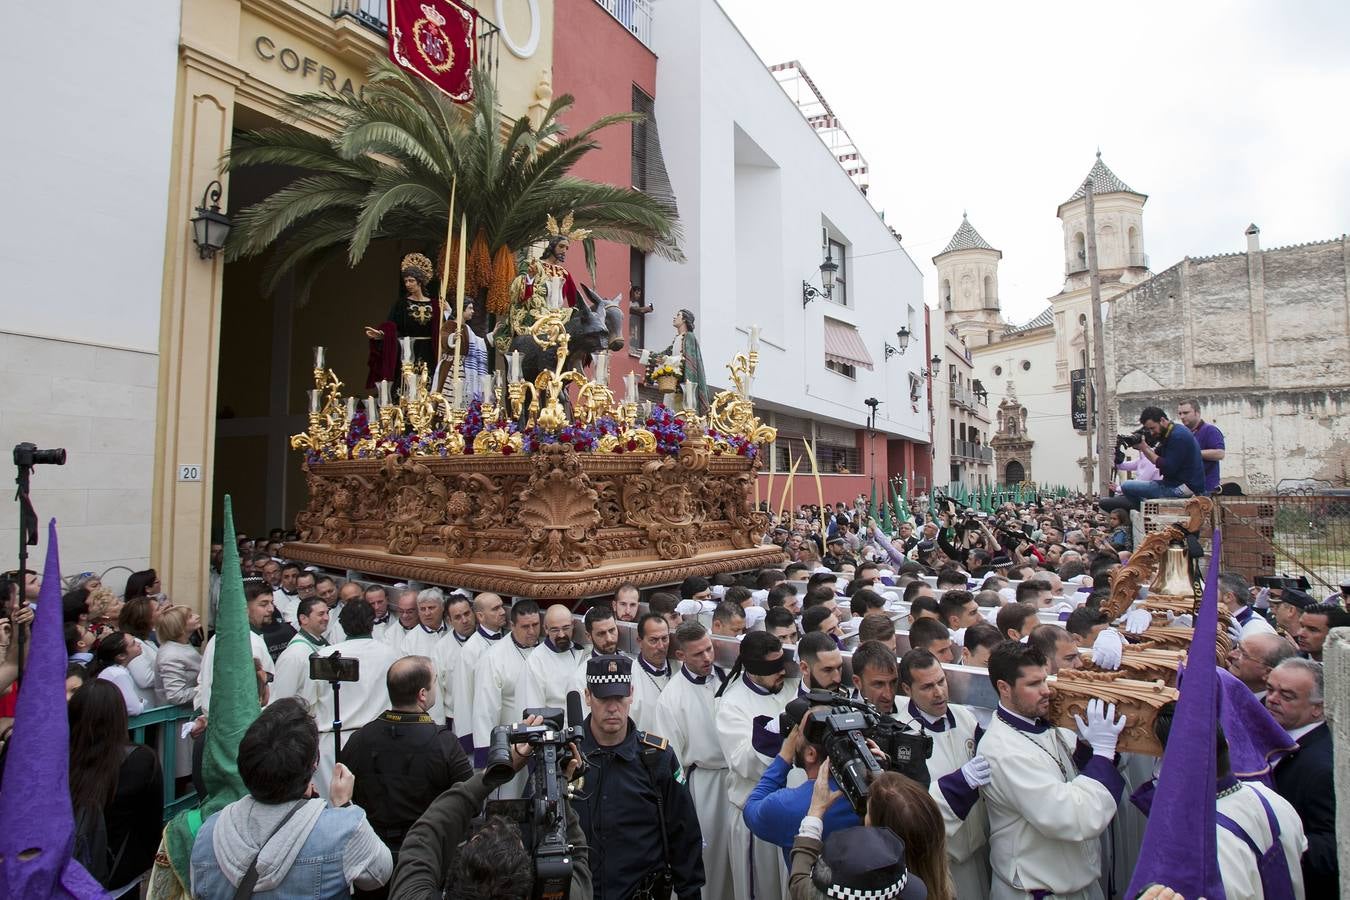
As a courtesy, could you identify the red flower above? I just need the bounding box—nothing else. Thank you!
[502,445,515,456]
[626,439,638,451]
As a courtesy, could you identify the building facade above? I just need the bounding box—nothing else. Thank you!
[1108,226,1350,492]
[647,0,930,508]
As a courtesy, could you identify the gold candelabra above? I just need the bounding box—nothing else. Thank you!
[708,350,776,445]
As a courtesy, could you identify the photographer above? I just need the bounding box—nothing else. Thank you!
[744,699,865,864]
[388,714,589,900]
[1103,406,1205,511]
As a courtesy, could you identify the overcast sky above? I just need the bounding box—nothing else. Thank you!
[718,0,1350,323]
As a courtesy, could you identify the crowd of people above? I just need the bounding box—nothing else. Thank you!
[1,401,1345,899]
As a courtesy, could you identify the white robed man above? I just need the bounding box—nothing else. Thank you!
[197,578,276,713]
[270,596,331,707]
[628,612,673,732]
[398,587,448,659]
[895,647,992,900]
[520,604,585,712]
[432,592,477,728]
[567,605,622,698]
[451,592,507,753]
[471,598,542,797]
[1219,571,1277,640]
[653,621,732,900]
[980,640,1126,900]
[316,576,355,644]
[271,561,302,625]
[713,630,793,900]
[311,598,399,798]
[362,583,391,642]
[382,588,420,654]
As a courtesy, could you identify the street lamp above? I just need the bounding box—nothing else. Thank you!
[896,326,912,354]
[802,250,839,306]
[191,180,233,260]
[919,356,943,378]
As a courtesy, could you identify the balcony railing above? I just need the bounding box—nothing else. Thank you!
[953,441,993,464]
[948,384,989,411]
[594,0,655,48]
[333,0,501,86]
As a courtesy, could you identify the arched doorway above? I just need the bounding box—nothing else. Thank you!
[1005,460,1025,484]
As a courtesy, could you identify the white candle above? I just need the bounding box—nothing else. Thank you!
[749,325,761,352]
[364,396,377,421]
[313,346,326,369]
[681,379,698,410]
[508,350,523,384]
[480,372,495,401]
[404,370,419,401]
[452,375,465,410]
[377,380,391,407]
[308,389,321,414]
[623,372,638,406]
[399,336,414,359]
[593,350,610,386]
[345,396,357,422]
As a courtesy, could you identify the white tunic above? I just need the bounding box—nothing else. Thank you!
[1234,607,1277,639]
[472,636,536,752]
[312,636,399,732]
[382,623,418,655]
[399,623,447,660]
[432,629,475,725]
[894,701,990,900]
[519,641,585,713]
[370,614,390,644]
[195,630,275,713]
[628,654,672,734]
[323,602,347,644]
[1217,780,1306,900]
[981,708,1119,897]
[654,666,732,900]
[452,628,504,743]
[272,589,299,626]
[270,632,327,707]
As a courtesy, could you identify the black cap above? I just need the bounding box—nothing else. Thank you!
[585,654,632,699]
[814,826,926,899]
[1273,588,1314,610]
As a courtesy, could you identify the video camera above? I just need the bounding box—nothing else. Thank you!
[484,692,586,900]
[790,691,933,816]
[1116,428,1148,450]
[1254,575,1311,592]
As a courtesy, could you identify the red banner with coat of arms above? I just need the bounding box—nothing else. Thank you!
[387,0,477,103]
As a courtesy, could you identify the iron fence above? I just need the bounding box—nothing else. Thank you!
[1217,493,1350,596]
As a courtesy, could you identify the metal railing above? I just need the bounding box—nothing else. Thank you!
[332,0,501,86]
[1216,493,1350,594]
[593,0,655,48]
[952,440,993,464]
[128,703,200,821]
[948,384,989,410]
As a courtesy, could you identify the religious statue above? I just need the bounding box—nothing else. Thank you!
[493,213,590,355]
[364,252,440,391]
[640,308,710,413]
[434,297,489,402]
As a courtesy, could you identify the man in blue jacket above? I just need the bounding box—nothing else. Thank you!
[1114,405,1205,510]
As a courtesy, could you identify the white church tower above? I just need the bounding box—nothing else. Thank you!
[933,214,1003,348]
[1049,153,1150,387]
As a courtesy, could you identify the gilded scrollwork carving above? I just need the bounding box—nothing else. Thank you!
[516,445,605,572]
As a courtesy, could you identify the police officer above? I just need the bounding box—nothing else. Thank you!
[573,654,705,900]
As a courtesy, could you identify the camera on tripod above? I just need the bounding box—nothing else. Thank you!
[790,691,933,816]
[484,693,586,900]
[13,443,66,468]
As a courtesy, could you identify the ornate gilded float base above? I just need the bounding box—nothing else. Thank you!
[1049,670,1179,756]
[282,442,783,600]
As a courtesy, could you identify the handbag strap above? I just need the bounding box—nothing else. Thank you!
[233,800,309,900]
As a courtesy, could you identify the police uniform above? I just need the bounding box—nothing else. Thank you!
[573,655,706,900]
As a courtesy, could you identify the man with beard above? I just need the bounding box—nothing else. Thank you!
[794,631,844,698]
[654,622,731,900]
[569,604,620,696]
[520,604,585,711]
[714,631,792,900]
[612,583,641,623]
[628,612,673,733]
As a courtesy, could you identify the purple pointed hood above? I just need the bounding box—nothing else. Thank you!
[1126,530,1226,900]
[0,521,108,898]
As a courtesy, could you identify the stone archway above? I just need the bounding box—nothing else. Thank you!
[1005,460,1025,484]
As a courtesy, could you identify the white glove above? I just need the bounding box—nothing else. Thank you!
[1165,611,1194,628]
[1074,698,1127,757]
[1091,628,1124,670]
[960,755,991,789]
[639,349,650,364]
[1122,607,1153,634]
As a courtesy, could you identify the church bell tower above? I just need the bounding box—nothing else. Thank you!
[933,214,1003,348]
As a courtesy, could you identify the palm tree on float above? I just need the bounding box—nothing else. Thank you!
[223,57,682,316]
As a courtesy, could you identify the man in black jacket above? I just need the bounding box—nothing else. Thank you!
[387,712,590,900]
[341,656,472,896]
[1266,657,1337,897]
[573,655,705,900]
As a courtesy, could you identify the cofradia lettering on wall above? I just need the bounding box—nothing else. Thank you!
[254,36,364,97]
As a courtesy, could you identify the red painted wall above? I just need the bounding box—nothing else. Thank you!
[552,0,657,387]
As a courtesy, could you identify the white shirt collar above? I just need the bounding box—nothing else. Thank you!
[1286,720,1324,742]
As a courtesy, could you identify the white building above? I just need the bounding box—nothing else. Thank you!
[647,0,930,504]
[0,3,179,587]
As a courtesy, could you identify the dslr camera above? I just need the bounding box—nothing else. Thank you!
[484,694,586,899]
[1116,428,1147,450]
[792,691,933,816]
